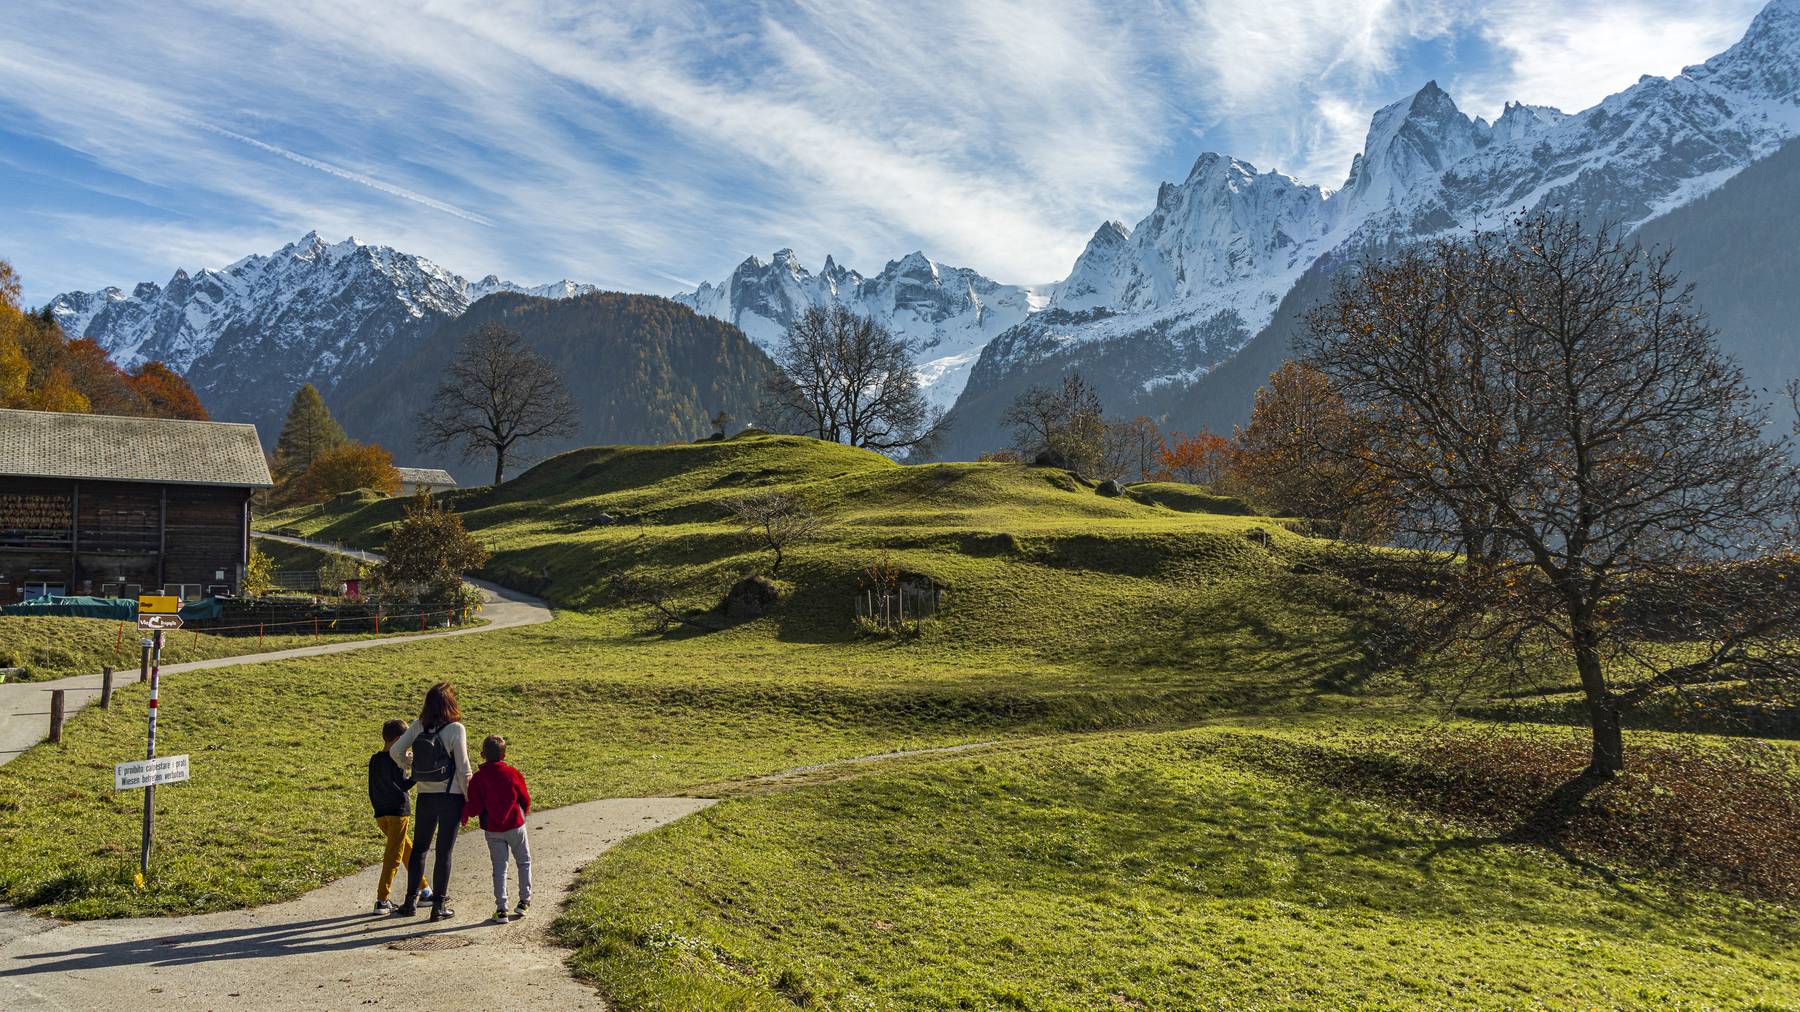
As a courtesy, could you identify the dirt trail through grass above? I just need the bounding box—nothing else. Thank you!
[0,740,1015,1011]
[0,796,710,1011]
[0,535,552,769]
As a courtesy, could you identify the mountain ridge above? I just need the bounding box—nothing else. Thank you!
[47,233,601,444]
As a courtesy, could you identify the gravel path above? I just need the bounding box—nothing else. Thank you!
[0,538,1006,1009]
[0,796,712,1011]
[0,534,553,769]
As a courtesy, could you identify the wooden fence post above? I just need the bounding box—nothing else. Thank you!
[49,689,65,744]
[139,641,150,683]
[100,666,113,709]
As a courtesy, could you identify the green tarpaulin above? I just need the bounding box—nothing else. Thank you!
[1,596,225,620]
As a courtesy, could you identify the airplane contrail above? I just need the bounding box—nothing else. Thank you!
[190,119,494,227]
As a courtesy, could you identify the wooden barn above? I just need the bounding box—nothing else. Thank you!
[0,409,273,602]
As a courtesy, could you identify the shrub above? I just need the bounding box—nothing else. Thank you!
[375,495,490,603]
[244,547,275,597]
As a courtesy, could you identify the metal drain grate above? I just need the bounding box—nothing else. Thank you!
[388,935,473,952]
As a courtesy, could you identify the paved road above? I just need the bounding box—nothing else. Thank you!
[0,796,713,1011]
[0,534,553,768]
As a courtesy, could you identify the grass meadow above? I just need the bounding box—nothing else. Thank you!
[0,433,1791,1007]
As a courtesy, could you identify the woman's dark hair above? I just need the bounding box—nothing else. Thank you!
[382,718,407,743]
[420,682,461,728]
[481,735,506,763]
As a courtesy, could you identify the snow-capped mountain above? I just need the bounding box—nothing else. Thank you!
[935,0,1800,457]
[51,232,596,373]
[48,232,598,443]
[676,249,1048,410]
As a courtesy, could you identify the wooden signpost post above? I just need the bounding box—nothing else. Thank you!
[124,594,188,880]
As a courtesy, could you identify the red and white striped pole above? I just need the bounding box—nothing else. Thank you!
[140,628,163,878]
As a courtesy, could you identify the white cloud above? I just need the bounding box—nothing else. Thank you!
[1464,0,1768,118]
[0,0,1780,305]
[1151,0,1455,184]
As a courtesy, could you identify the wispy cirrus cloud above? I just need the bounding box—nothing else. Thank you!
[0,0,1781,306]
[1462,0,1769,117]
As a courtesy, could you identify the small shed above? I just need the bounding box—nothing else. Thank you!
[394,466,458,497]
[0,408,273,601]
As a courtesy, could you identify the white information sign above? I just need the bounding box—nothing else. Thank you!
[115,754,190,791]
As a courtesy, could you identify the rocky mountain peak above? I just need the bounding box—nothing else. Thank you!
[1341,79,1485,208]
[1689,0,1800,99]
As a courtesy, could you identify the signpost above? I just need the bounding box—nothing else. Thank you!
[128,595,186,881]
[137,594,182,632]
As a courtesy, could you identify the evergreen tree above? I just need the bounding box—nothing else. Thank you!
[274,384,347,479]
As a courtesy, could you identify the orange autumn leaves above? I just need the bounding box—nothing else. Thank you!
[0,258,207,419]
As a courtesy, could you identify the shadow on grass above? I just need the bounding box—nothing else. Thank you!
[1344,769,1643,894]
[2,913,492,975]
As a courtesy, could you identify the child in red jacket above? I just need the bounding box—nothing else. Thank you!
[463,735,532,922]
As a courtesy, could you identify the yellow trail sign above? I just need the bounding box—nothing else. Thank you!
[138,595,180,615]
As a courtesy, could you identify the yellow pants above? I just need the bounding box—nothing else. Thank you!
[376,815,427,902]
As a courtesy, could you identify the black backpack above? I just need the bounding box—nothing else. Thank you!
[412,724,453,783]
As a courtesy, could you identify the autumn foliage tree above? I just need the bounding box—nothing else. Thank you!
[294,442,401,503]
[126,361,209,419]
[0,257,205,418]
[1303,214,1800,776]
[1228,361,1390,539]
[1153,430,1232,485]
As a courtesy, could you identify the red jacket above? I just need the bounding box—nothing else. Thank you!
[462,760,531,831]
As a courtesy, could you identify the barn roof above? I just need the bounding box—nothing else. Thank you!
[394,467,457,487]
[0,409,273,488]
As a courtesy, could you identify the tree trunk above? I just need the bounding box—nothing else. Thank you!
[1573,640,1624,776]
[493,445,506,487]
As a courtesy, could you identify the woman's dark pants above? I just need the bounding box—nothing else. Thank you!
[404,791,463,908]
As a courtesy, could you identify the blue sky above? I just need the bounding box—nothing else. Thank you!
[0,0,1771,306]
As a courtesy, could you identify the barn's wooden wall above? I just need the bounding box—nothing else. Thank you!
[0,477,250,600]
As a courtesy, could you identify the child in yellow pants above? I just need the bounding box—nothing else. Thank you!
[369,720,430,912]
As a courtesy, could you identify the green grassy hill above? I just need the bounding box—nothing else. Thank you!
[1,435,1790,1007]
[264,433,1353,671]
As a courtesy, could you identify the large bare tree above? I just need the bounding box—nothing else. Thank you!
[1003,373,1107,474]
[766,306,942,454]
[416,324,578,485]
[1304,213,1800,776]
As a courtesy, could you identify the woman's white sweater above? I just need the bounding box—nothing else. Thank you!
[388,718,473,796]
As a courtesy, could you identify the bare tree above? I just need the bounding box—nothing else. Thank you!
[766,306,942,454]
[1111,416,1163,482]
[608,568,723,633]
[1304,213,1800,776]
[416,324,578,485]
[723,490,828,574]
[1003,373,1107,475]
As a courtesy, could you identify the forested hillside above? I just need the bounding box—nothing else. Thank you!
[334,291,777,483]
[1635,136,1800,408]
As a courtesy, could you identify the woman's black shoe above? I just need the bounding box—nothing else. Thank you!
[392,903,418,916]
[429,904,455,922]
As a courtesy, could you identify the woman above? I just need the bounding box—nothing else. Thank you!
[388,681,473,921]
